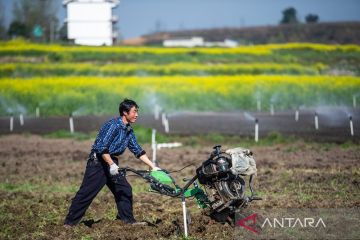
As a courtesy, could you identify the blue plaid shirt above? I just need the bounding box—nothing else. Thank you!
[91,117,145,158]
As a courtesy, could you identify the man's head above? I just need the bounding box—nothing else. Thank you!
[119,99,139,124]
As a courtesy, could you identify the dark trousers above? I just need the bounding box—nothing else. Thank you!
[64,153,135,225]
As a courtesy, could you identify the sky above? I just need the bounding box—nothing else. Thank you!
[2,0,360,39]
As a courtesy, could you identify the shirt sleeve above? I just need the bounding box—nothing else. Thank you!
[92,121,118,155]
[128,131,146,158]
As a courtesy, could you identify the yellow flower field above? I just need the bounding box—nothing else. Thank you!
[0,39,359,116]
[1,75,359,115]
[1,39,359,56]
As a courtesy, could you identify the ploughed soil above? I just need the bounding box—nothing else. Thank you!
[0,135,359,239]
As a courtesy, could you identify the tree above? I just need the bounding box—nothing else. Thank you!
[0,0,7,39]
[59,23,68,42]
[11,0,59,42]
[305,14,319,23]
[280,7,299,24]
[8,21,30,38]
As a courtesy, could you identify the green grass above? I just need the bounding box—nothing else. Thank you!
[0,181,79,193]
[0,62,322,78]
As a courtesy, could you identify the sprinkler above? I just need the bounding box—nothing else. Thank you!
[69,113,74,134]
[10,115,14,132]
[164,118,169,133]
[151,129,157,165]
[254,118,259,142]
[314,112,319,130]
[349,116,354,136]
[19,114,24,126]
[162,113,169,133]
[182,195,188,237]
[161,113,166,126]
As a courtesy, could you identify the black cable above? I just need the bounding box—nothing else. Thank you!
[126,174,143,177]
[167,164,197,174]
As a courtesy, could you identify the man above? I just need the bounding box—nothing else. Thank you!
[64,99,160,226]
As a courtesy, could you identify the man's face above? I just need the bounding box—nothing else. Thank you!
[123,106,138,124]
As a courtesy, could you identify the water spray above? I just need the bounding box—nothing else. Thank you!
[154,104,160,120]
[314,112,319,130]
[10,115,14,132]
[257,99,261,112]
[295,108,299,122]
[254,118,259,142]
[353,95,357,108]
[36,106,40,118]
[19,114,24,126]
[69,113,74,134]
[270,104,274,116]
[349,116,354,136]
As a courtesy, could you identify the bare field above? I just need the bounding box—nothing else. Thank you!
[0,135,359,239]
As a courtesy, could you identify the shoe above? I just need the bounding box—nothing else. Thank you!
[131,221,148,226]
[64,224,73,228]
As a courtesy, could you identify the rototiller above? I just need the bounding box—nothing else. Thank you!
[119,145,261,236]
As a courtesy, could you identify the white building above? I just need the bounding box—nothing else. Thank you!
[163,37,238,48]
[63,0,119,46]
[163,37,204,48]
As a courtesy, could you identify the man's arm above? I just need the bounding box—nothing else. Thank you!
[139,154,156,169]
[102,153,114,166]
[128,131,160,170]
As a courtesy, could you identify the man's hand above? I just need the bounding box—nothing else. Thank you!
[152,166,162,171]
[109,163,119,175]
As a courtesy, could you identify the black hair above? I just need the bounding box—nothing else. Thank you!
[119,99,139,116]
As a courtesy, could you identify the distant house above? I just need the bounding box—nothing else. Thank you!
[162,37,238,48]
[204,39,238,48]
[63,0,119,46]
[163,37,204,48]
